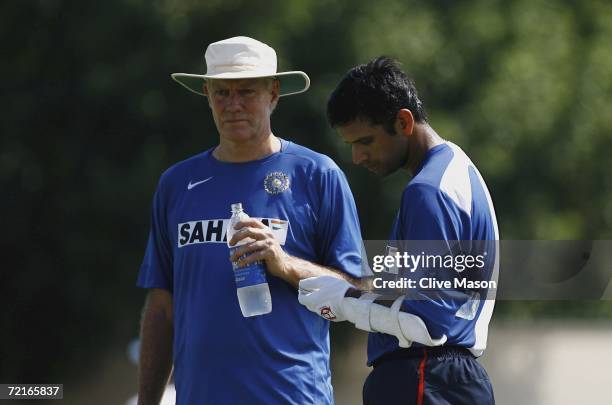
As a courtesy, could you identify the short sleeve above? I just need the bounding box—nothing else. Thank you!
[398,183,471,338]
[136,177,173,292]
[315,168,365,278]
[400,183,462,241]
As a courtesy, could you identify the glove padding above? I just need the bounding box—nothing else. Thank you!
[369,296,447,348]
[298,276,352,322]
[299,276,447,348]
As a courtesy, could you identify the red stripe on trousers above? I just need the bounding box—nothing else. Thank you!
[417,348,428,405]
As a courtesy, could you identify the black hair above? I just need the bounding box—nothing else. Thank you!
[327,56,428,134]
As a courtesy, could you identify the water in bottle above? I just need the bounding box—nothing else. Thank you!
[227,203,272,317]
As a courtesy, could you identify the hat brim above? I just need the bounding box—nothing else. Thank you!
[171,71,310,97]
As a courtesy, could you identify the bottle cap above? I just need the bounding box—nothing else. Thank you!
[231,203,243,213]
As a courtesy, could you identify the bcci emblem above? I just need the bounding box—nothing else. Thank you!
[264,172,290,195]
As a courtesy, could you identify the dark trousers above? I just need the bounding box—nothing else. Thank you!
[363,347,495,405]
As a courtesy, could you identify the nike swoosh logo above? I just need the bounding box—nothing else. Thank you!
[187,176,214,190]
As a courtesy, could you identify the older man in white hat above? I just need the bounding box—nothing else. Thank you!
[136,36,364,405]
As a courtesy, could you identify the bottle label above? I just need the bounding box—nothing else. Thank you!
[230,247,267,288]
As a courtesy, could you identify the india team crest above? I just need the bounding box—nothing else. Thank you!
[264,171,290,195]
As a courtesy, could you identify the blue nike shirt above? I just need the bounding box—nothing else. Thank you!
[368,142,500,365]
[138,139,364,404]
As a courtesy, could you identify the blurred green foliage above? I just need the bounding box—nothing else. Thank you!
[2,0,611,382]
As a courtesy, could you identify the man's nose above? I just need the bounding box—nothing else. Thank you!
[352,146,367,165]
[225,92,244,111]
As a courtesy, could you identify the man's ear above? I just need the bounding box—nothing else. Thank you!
[270,79,280,110]
[272,79,280,100]
[396,109,415,136]
[203,82,212,108]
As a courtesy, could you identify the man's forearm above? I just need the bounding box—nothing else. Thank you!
[283,254,361,289]
[344,278,397,307]
[138,295,174,405]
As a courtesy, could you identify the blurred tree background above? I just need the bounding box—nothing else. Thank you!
[2,0,611,385]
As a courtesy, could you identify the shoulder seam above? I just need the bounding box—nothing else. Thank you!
[405,182,471,217]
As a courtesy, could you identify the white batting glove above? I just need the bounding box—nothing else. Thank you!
[298,276,352,322]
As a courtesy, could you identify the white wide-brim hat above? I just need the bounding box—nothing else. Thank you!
[171,36,310,97]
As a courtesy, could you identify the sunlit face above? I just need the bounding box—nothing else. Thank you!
[337,118,409,176]
[205,78,279,143]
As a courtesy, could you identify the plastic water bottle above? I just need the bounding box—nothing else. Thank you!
[227,203,272,317]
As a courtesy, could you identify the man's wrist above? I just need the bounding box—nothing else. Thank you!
[344,287,362,298]
[279,253,299,284]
